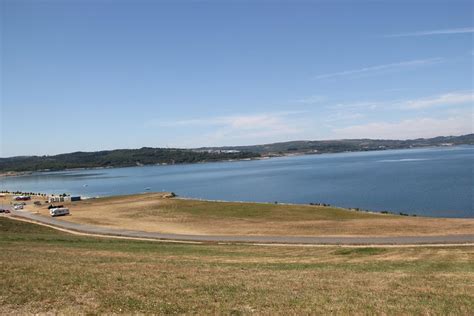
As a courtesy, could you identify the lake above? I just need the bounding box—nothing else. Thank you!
[1,146,473,218]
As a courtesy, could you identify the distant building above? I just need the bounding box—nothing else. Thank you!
[193,149,240,154]
[48,195,81,203]
[48,196,65,203]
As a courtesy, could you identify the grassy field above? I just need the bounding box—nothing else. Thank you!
[1,217,473,314]
[14,192,474,236]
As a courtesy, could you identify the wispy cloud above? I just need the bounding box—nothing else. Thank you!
[314,58,443,80]
[402,91,474,109]
[325,112,365,123]
[330,101,379,110]
[387,27,474,37]
[295,95,327,104]
[151,111,306,128]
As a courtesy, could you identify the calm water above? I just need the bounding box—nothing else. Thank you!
[1,146,473,218]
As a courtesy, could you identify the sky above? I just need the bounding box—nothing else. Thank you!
[1,0,473,157]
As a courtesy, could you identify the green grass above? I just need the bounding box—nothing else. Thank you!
[1,217,473,314]
[139,198,383,220]
[333,247,387,256]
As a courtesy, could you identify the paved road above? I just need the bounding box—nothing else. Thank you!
[10,210,474,245]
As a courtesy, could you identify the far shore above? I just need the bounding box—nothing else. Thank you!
[1,143,470,177]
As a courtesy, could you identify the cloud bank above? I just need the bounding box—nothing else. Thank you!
[333,114,473,140]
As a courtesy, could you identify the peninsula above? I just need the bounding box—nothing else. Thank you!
[1,134,472,173]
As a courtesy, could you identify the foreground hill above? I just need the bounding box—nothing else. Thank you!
[1,217,473,314]
[1,134,472,172]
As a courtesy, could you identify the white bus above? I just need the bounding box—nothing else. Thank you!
[49,207,69,217]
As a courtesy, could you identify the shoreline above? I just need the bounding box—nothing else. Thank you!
[5,191,474,244]
[0,190,420,218]
[0,190,470,220]
[0,171,34,178]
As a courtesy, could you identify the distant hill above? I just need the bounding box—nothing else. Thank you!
[1,134,472,172]
[0,148,258,172]
[198,134,474,155]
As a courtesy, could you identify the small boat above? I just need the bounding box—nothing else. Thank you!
[145,187,151,191]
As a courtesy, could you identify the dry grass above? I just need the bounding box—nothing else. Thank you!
[7,192,473,237]
[0,217,473,314]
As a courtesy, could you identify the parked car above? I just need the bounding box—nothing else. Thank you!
[48,204,64,209]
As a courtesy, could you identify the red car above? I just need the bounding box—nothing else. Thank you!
[14,196,31,201]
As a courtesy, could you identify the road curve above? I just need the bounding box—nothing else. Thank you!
[10,210,474,245]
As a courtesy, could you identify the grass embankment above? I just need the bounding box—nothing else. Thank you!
[18,193,474,236]
[0,217,473,314]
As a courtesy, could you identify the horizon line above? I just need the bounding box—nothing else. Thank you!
[1,133,471,159]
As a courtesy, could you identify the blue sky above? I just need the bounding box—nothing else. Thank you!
[1,0,473,157]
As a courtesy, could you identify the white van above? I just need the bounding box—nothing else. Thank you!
[49,207,69,217]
